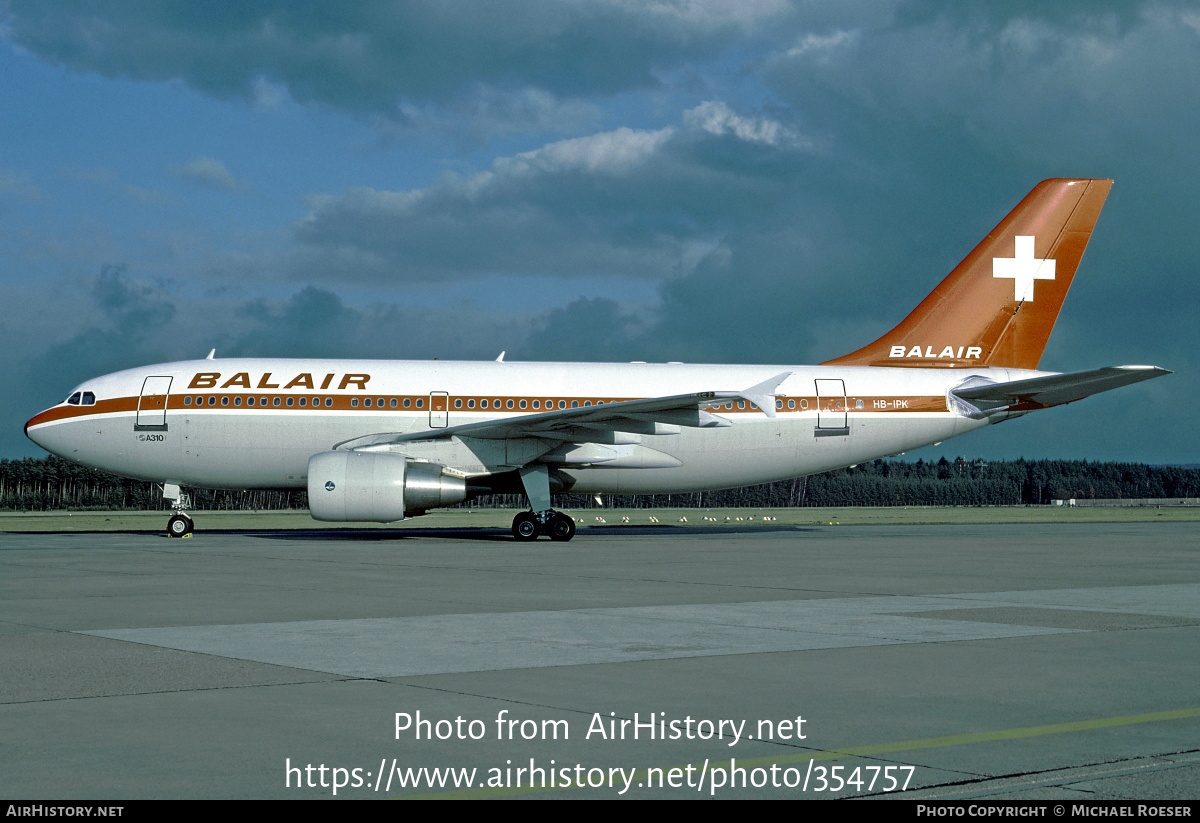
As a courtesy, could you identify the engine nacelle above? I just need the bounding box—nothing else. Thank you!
[307,451,467,522]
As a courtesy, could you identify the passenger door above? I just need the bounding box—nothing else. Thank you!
[136,376,172,431]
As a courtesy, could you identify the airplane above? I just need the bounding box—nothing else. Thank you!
[25,178,1169,541]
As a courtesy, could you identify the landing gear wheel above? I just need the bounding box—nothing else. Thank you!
[512,511,540,541]
[547,513,576,542]
[167,514,194,538]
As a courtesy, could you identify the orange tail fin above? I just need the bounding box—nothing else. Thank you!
[823,178,1112,370]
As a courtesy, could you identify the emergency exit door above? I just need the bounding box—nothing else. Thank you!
[429,392,448,428]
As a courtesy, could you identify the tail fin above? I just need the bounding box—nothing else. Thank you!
[823,178,1112,370]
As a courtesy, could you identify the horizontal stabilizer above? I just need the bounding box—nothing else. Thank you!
[951,365,1169,417]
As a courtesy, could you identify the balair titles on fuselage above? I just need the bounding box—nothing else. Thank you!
[188,372,372,391]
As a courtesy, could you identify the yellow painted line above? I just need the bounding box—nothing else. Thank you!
[402,707,1200,799]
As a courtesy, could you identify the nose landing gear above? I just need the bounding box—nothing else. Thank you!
[167,513,194,538]
[162,483,195,538]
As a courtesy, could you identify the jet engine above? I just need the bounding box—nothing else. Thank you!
[307,451,467,522]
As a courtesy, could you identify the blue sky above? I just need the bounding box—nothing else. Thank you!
[2,1,1196,463]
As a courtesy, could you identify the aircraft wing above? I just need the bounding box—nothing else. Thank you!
[951,365,1169,417]
[334,372,791,450]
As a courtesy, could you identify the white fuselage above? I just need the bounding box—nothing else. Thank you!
[26,358,1028,494]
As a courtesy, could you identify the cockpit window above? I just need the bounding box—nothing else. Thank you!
[67,392,81,405]
[81,392,96,406]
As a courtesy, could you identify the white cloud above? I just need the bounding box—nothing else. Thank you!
[1183,9,1200,36]
[393,86,601,144]
[251,75,291,110]
[607,0,790,29]
[288,115,811,286]
[497,127,676,176]
[683,100,810,149]
[176,157,245,191]
[785,28,858,58]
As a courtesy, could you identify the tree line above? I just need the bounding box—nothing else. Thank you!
[2,455,1197,512]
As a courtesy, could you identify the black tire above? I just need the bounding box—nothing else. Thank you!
[167,515,193,538]
[547,513,576,542]
[512,512,540,541]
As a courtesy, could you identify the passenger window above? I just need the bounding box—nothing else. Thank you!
[519,399,527,409]
[571,401,579,408]
[273,397,280,407]
[416,399,423,408]
[221,397,229,406]
[454,399,462,409]
[404,398,410,408]
[390,398,397,408]
[351,398,358,407]
[468,399,475,409]
[506,399,514,409]
[364,398,372,407]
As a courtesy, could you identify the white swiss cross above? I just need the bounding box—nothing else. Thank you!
[992,235,1055,302]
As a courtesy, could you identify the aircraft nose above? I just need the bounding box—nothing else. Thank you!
[25,409,56,451]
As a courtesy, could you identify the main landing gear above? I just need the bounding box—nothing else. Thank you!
[512,510,576,542]
[512,464,576,541]
[162,483,194,538]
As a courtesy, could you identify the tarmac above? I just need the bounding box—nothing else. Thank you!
[1,520,1197,799]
